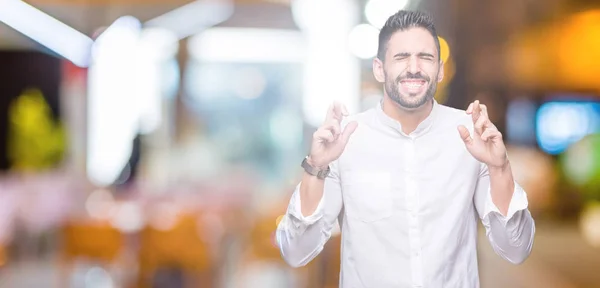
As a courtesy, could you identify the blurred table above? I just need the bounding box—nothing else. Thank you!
[2,221,600,287]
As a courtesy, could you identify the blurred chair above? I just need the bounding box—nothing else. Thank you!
[137,212,214,288]
[60,220,125,287]
[0,243,6,268]
[248,215,283,263]
[232,210,316,288]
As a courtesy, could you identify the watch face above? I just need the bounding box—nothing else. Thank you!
[318,167,331,179]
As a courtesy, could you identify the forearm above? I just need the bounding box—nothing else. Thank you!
[277,179,336,267]
[299,172,326,216]
[488,161,515,216]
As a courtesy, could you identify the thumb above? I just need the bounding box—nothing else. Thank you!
[457,125,473,145]
[341,121,358,143]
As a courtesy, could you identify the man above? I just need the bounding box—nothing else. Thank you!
[276,9,535,288]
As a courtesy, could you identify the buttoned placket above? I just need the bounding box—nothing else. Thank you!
[404,134,423,287]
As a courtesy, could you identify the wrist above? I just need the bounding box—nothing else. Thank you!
[488,159,510,175]
[306,156,328,170]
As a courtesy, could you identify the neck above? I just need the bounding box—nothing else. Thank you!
[382,95,434,134]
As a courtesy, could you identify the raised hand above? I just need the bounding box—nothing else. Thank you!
[457,100,508,168]
[307,102,358,169]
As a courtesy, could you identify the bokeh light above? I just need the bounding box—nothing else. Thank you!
[365,0,410,29]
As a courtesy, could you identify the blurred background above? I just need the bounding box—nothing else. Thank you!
[0,0,599,287]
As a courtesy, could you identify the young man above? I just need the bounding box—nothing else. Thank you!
[276,10,535,288]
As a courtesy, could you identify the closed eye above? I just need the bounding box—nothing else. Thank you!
[418,52,435,60]
[393,52,411,60]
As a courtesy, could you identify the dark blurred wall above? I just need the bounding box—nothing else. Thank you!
[450,0,564,133]
[0,50,62,170]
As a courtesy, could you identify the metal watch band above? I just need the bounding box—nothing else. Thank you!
[301,157,330,179]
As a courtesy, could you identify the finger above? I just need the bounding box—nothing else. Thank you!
[314,128,334,143]
[340,103,349,116]
[457,125,473,145]
[340,121,358,143]
[322,119,341,137]
[479,104,489,122]
[481,128,502,142]
[332,101,346,120]
[466,102,474,114]
[325,103,337,123]
[472,100,481,122]
[474,113,489,135]
[479,104,488,116]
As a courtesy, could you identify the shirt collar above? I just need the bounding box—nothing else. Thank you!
[375,98,439,138]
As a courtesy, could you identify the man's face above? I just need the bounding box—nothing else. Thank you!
[375,27,443,110]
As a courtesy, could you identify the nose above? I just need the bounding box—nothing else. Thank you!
[408,56,419,73]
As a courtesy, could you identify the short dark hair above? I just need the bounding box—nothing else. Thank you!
[377,10,441,61]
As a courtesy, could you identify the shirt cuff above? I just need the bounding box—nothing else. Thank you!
[483,181,529,227]
[287,183,326,227]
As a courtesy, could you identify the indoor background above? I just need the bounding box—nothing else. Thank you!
[0,0,599,287]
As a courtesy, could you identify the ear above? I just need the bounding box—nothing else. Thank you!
[437,60,445,83]
[373,57,385,83]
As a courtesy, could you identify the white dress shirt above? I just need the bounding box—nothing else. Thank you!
[276,100,535,288]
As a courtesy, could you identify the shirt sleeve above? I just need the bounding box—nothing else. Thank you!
[474,162,536,264]
[276,159,344,267]
[286,182,327,228]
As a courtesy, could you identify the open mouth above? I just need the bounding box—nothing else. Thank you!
[400,79,427,95]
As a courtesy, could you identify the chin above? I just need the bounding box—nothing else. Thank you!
[395,95,429,110]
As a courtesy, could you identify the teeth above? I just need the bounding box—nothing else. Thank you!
[405,82,423,88]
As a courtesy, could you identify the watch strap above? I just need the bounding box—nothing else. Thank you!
[301,157,330,179]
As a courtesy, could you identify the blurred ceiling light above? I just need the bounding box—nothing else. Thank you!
[145,0,233,40]
[291,0,333,30]
[135,28,178,135]
[292,0,360,127]
[92,16,141,60]
[188,28,306,63]
[348,24,379,59]
[87,16,143,187]
[365,0,410,29]
[0,0,93,67]
[88,17,177,188]
[137,27,179,61]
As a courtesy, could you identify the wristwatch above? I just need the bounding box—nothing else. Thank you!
[301,156,330,179]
